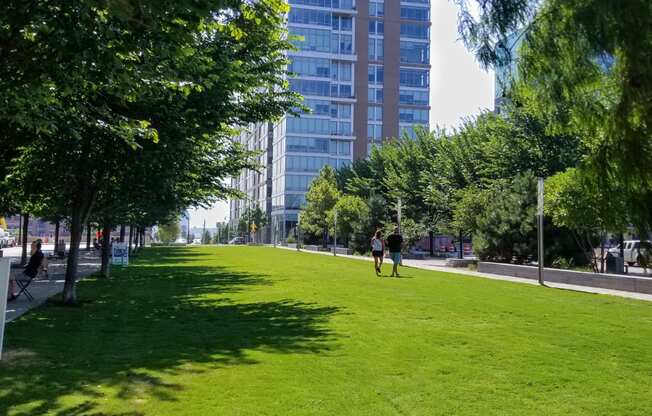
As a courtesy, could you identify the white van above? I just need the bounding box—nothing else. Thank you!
[608,240,652,266]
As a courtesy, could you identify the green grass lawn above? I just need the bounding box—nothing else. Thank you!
[2,246,652,415]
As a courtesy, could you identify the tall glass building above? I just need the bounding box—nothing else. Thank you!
[230,0,431,241]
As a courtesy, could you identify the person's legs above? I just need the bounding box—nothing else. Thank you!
[391,252,401,277]
[7,275,16,300]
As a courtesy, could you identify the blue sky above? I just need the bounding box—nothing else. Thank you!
[189,0,495,227]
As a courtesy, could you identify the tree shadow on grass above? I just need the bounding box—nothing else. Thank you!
[0,250,340,415]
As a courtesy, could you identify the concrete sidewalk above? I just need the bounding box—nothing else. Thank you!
[5,252,101,322]
[275,245,652,302]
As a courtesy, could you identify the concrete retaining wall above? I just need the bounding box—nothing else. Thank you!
[478,262,652,294]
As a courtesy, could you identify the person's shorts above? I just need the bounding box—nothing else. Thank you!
[390,252,401,264]
[372,250,383,258]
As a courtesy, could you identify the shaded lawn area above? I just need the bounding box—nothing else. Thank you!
[2,246,652,415]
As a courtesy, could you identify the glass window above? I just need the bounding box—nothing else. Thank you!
[331,33,353,54]
[367,123,382,140]
[400,41,429,64]
[332,16,352,31]
[368,65,384,84]
[332,0,354,8]
[285,194,306,209]
[285,174,316,191]
[400,6,429,21]
[399,107,429,123]
[369,20,384,35]
[303,99,331,116]
[367,105,383,121]
[290,27,331,53]
[286,137,330,153]
[399,68,429,87]
[368,87,384,103]
[286,117,332,135]
[286,155,334,172]
[289,57,330,78]
[289,8,331,26]
[290,0,330,6]
[399,89,429,105]
[331,62,352,81]
[369,1,384,17]
[369,38,384,61]
[290,79,331,97]
[400,23,429,40]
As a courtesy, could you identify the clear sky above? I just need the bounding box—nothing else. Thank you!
[189,0,495,228]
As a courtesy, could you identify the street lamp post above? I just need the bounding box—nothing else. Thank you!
[296,213,301,252]
[537,177,545,286]
[186,212,191,243]
[397,198,402,233]
[333,209,338,256]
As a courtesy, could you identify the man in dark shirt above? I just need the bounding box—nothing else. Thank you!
[386,228,404,277]
[7,241,44,301]
[24,241,44,279]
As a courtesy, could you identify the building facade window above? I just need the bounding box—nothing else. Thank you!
[368,65,384,84]
[399,89,429,105]
[289,8,331,26]
[400,23,429,40]
[369,38,384,61]
[368,87,384,103]
[399,68,429,87]
[369,0,384,17]
[400,41,429,64]
[369,20,384,35]
[400,6,429,21]
[399,107,429,123]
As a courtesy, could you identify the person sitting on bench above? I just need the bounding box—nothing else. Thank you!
[8,241,44,301]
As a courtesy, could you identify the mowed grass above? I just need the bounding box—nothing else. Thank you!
[2,246,652,415]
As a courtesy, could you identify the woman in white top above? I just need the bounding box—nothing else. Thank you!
[371,229,385,276]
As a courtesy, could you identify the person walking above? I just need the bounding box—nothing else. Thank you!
[371,230,385,276]
[386,227,404,277]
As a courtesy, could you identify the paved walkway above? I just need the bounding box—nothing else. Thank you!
[275,246,652,302]
[5,251,101,322]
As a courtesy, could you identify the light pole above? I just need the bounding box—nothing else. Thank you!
[333,209,338,256]
[537,177,545,286]
[272,216,277,248]
[186,212,191,243]
[397,198,402,233]
[296,213,301,252]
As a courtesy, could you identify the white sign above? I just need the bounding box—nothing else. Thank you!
[0,258,10,360]
[111,243,129,266]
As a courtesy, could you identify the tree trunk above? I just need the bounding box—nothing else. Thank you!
[429,231,434,256]
[63,209,83,304]
[141,229,146,247]
[458,230,464,259]
[20,213,29,265]
[100,224,112,278]
[86,223,91,251]
[600,232,605,274]
[128,225,133,255]
[119,224,126,243]
[54,220,60,254]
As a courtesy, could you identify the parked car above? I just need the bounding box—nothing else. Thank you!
[607,240,652,266]
[228,237,245,245]
[0,228,16,248]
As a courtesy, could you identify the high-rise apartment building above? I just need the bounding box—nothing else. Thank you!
[230,0,431,241]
